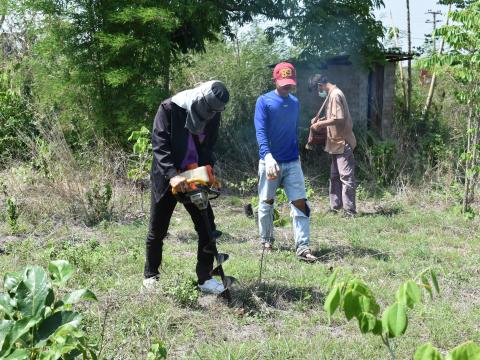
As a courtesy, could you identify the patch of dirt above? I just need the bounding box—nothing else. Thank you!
[0,235,24,254]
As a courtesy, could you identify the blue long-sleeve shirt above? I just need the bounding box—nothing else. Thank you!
[254,90,300,162]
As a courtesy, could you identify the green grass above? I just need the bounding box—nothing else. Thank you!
[1,192,480,359]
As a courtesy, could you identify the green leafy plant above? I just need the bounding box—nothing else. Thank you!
[0,260,98,358]
[305,178,315,199]
[31,137,53,180]
[147,339,167,360]
[128,126,153,212]
[423,1,480,214]
[165,278,199,308]
[225,177,258,196]
[415,341,480,360]
[250,181,313,228]
[324,269,440,360]
[128,126,152,179]
[85,181,113,226]
[6,196,19,233]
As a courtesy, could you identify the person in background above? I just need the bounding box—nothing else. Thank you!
[254,62,317,262]
[143,80,229,294]
[310,74,357,217]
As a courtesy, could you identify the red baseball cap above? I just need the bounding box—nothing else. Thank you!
[273,62,297,87]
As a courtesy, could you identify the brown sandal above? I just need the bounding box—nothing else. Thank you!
[297,248,318,262]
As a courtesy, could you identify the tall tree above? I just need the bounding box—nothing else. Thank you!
[282,0,385,65]
[26,0,293,138]
[422,4,451,120]
[406,0,412,117]
[20,0,386,140]
[425,0,480,213]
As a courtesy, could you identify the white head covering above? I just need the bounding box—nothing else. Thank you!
[171,80,229,134]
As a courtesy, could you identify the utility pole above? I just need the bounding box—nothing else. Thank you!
[422,5,451,121]
[426,10,442,53]
[406,0,412,117]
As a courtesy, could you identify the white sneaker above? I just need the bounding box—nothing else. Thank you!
[198,278,225,295]
[142,277,159,292]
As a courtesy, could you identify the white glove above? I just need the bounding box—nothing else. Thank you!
[265,153,280,179]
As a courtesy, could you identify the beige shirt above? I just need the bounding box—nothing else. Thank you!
[324,86,356,154]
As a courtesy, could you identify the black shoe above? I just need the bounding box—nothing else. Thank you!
[343,210,357,218]
[325,208,340,215]
[211,230,223,239]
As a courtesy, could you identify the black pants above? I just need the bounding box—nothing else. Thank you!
[144,190,216,283]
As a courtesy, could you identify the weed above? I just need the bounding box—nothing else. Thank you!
[147,340,167,360]
[165,277,199,308]
[6,196,19,233]
[85,181,113,226]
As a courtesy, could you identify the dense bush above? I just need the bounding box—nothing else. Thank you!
[0,72,34,164]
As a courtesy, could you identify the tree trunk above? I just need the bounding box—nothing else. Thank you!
[422,5,452,121]
[470,115,480,205]
[406,0,412,118]
[463,108,473,213]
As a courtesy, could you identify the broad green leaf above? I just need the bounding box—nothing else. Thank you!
[45,288,55,308]
[54,322,83,339]
[421,273,433,299]
[0,317,36,356]
[446,341,480,360]
[358,312,378,334]
[0,294,14,316]
[415,343,443,360]
[147,340,167,360]
[324,285,341,320]
[0,320,14,352]
[49,260,74,286]
[62,289,97,305]
[382,302,408,338]
[343,291,362,321]
[359,295,380,316]
[35,311,80,348]
[350,280,372,297]
[372,319,383,335]
[327,269,338,290]
[2,348,29,359]
[430,270,440,294]
[3,273,21,293]
[15,266,50,319]
[396,280,422,309]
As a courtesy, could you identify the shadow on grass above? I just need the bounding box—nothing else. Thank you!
[231,280,326,313]
[358,205,403,217]
[313,245,390,262]
[170,231,251,244]
[274,244,389,262]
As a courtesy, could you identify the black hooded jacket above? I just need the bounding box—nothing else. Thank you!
[151,98,220,202]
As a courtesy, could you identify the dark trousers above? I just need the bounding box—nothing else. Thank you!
[144,190,216,283]
[329,143,356,213]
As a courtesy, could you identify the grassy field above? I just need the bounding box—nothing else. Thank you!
[1,190,480,359]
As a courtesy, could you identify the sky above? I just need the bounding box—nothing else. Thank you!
[375,0,451,50]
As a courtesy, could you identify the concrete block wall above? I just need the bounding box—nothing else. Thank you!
[381,62,396,138]
[296,63,370,132]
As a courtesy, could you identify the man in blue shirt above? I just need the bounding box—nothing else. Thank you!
[254,62,317,262]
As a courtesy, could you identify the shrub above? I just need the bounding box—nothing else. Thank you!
[85,181,113,226]
[324,269,440,360]
[0,260,98,358]
[5,196,19,233]
[165,277,199,308]
[0,72,34,164]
